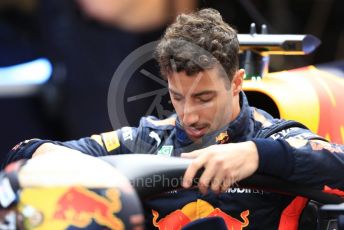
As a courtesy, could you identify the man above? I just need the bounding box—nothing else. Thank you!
[3,8,344,229]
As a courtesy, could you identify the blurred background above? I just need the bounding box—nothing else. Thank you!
[0,0,343,165]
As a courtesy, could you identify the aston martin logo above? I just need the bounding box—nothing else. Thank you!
[157,145,173,157]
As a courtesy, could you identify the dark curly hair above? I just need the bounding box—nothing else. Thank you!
[155,8,239,82]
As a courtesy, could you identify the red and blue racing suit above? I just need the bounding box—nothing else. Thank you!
[4,92,344,229]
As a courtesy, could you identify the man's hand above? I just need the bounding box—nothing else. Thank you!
[181,141,259,194]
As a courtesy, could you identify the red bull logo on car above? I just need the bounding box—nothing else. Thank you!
[152,199,249,230]
[306,67,344,144]
[18,187,124,230]
[53,187,123,229]
[243,65,344,144]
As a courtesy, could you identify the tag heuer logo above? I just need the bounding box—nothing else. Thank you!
[158,145,173,157]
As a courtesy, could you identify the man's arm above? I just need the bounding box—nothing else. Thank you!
[2,136,109,169]
[2,130,130,169]
[182,138,344,194]
[254,138,344,189]
[2,116,162,169]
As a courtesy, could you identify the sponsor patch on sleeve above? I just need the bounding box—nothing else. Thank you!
[11,143,21,152]
[101,131,120,152]
[122,127,133,141]
[285,137,308,148]
[90,135,104,147]
[11,139,39,151]
[0,177,16,208]
[310,140,343,153]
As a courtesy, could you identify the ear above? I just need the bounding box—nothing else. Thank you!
[231,69,244,96]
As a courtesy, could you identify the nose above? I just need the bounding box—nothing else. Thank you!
[182,102,199,127]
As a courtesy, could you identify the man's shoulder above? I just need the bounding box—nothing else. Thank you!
[252,107,275,128]
[252,107,321,140]
[139,115,176,130]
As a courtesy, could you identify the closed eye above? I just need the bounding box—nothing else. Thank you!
[199,97,212,103]
[196,94,214,103]
[173,96,183,101]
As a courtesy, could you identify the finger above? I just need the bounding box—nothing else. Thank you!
[198,162,217,195]
[221,176,233,193]
[182,153,209,188]
[210,170,226,194]
[180,149,203,159]
[221,174,240,193]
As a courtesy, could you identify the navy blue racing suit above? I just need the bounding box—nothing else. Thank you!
[4,92,344,229]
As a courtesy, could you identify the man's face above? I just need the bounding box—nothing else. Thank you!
[167,68,243,141]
